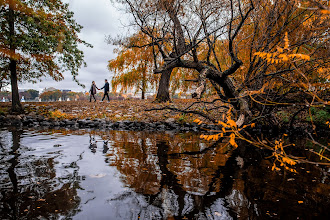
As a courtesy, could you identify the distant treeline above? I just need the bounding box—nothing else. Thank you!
[1,89,39,101]
[1,89,127,102]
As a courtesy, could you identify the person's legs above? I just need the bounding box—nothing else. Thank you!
[90,94,96,102]
[102,93,105,101]
[106,92,110,101]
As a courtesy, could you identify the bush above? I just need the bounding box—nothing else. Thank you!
[306,107,330,125]
[277,111,291,123]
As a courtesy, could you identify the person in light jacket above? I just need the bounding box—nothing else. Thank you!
[89,81,99,102]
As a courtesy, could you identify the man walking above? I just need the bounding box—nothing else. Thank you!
[100,79,110,102]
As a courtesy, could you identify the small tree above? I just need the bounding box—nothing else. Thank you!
[108,31,160,99]
[0,0,92,113]
[26,89,39,100]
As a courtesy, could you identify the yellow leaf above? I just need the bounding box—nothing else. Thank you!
[207,135,213,141]
[193,119,200,123]
[229,133,238,148]
[271,163,276,171]
[227,119,237,128]
[320,9,330,15]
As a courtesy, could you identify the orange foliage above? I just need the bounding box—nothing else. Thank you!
[108,31,160,96]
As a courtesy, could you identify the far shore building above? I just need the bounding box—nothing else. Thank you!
[43,87,57,92]
[121,92,155,99]
[43,88,71,93]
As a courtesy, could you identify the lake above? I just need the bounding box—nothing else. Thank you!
[0,128,329,219]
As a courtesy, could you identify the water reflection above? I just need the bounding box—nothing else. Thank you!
[0,128,81,220]
[0,128,329,219]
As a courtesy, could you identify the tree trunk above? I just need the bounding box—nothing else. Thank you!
[141,70,146,100]
[10,60,23,113]
[9,1,23,113]
[141,90,145,100]
[154,68,172,103]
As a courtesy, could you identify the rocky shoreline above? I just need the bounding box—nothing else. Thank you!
[0,101,319,135]
[0,113,301,138]
[0,114,220,132]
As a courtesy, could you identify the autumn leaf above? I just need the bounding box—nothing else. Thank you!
[229,133,238,148]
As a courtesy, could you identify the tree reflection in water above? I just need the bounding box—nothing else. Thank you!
[104,131,330,220]
[0,128,82,219]
[104,131,238,219]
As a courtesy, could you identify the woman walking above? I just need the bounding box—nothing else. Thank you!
[89,81,99,102]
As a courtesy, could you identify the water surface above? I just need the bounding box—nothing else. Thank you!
[0,128,329,219]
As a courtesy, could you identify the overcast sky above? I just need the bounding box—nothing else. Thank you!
[19,0,128,92]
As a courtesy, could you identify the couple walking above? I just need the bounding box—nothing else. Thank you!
[89,79,110,102]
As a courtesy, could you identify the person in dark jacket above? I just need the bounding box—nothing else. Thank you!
[100,79,110,102]
[89,81,99,102]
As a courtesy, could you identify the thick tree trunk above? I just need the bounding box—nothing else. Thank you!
[9,1,23,114]
[154,68,172,103]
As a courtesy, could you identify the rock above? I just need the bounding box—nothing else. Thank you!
[157,124,166,130]
[7,115,22,120]
[11,119,22,126]
[53,121,60,127]
[165,118,176,123]
[28,111,36,116]
[36,115,45,121]
[148,123,156,128]
[65,120,76,126]
[122,120,132,126]
[40,121,50,127]
[87,123,95,128]
[33,122,40,127]
[77,119,86,125]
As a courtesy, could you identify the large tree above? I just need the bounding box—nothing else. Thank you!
[115,0,329,127]
[0,0,91,113]
[115,0,255,123]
